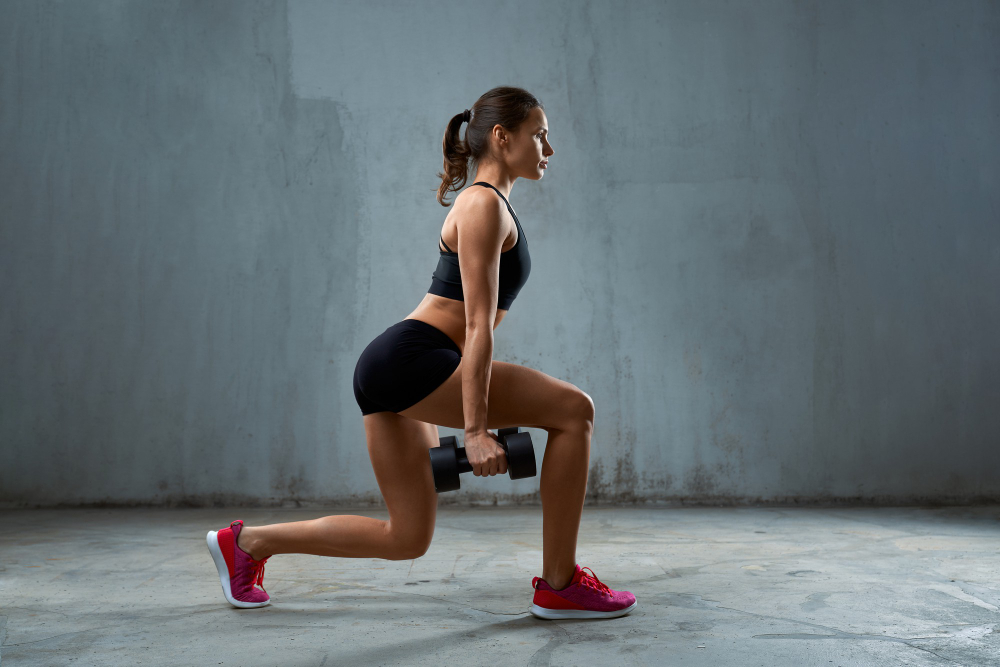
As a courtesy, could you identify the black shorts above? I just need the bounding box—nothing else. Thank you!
[353,318,462,416]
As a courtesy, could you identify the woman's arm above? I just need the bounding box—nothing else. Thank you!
[455,190,509,476]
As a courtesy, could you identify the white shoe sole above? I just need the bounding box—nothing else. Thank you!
[529,600,637,620]
[206,530,271,609]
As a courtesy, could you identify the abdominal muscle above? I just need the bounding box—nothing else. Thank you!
[403,294,507,357]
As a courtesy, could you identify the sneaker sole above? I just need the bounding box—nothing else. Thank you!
[529,600,637,620]
[206,530,271,609]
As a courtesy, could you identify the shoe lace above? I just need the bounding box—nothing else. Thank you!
[579,566,613,596]
[248,555,270,593]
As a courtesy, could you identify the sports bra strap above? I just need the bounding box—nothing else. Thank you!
[473,181,519,223]
[439,235,452,253]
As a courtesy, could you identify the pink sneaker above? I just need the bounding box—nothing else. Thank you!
[205,519,271,608]
[530,564,637,620]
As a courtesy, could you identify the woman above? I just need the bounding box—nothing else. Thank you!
[206,86,637,620]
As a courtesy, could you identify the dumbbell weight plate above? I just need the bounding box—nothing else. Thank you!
[502,431,536,480]
[430,435,461,492]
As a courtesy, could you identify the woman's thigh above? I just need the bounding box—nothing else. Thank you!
[398,359,594,432]
[364,412,439,551]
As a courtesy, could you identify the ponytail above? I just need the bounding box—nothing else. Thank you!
[436,110,473,207]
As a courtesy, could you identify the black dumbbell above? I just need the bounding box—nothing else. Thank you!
[428,427,537,493]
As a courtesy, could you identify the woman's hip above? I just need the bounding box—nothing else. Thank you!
[354,319,462,392]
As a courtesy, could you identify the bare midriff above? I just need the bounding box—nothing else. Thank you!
[402,187,517,356]
[403,294,507,356]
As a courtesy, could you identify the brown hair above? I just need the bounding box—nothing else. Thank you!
[435,86,543,207]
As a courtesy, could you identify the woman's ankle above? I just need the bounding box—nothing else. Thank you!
[237,526,269,560]
[541,568,575,591]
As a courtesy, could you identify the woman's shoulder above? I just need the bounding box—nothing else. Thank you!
[447,185,503,221]
[441,185,509,249]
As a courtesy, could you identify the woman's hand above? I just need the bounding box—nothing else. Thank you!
[463,430,508,477]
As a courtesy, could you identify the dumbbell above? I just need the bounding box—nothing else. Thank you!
[428,427,537,493]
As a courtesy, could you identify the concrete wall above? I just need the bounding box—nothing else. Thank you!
[2,0,997,507]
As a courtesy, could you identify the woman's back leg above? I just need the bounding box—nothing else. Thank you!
[238,412,440,561]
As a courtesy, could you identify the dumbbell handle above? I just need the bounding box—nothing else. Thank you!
[452,442,509,474]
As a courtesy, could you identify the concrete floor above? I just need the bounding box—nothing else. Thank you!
[1,506,998,666]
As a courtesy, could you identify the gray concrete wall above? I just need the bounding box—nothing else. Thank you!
[1,0,997,508]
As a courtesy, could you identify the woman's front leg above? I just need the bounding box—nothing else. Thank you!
[539,420,593,590]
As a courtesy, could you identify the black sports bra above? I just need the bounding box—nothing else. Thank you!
[426,182,531,310]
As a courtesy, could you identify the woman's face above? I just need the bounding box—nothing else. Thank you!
[502,107,554,180]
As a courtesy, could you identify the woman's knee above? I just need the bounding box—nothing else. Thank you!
[580,390,595,424]
[550,388,595,434]
[387,539,432,561]
[385,524,433,560]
